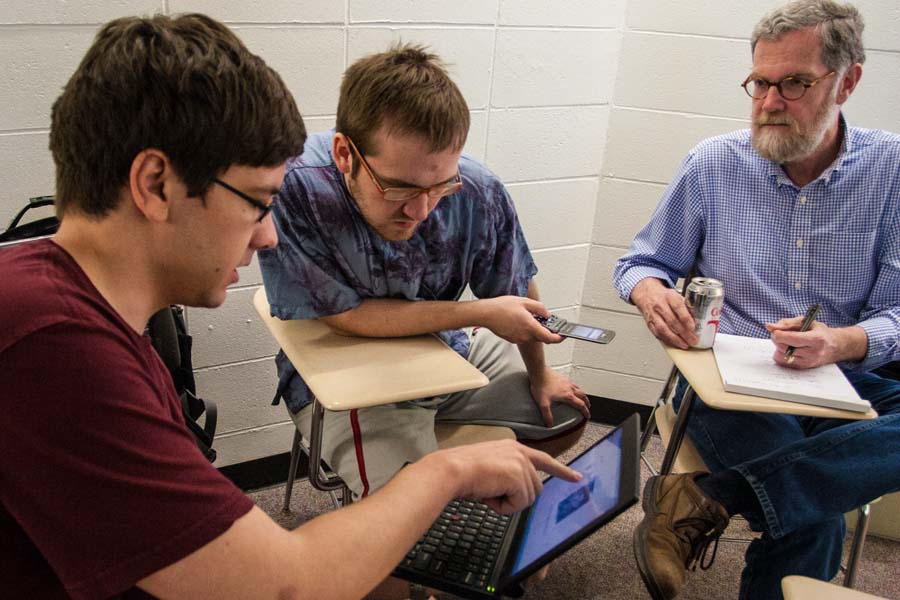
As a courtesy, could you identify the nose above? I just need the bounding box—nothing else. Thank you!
[760,84,786,112]
[252,214,278,251]
[402,191,430,221]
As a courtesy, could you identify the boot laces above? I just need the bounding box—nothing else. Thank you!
[674,517,725,571]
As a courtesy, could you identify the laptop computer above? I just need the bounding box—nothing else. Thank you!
[394,413,640,599]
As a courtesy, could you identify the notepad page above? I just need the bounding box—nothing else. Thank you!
[712,334,870,413]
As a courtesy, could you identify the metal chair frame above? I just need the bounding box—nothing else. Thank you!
[282,398,350,513]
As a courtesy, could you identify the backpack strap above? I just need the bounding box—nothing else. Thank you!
[180,390,218,462]
[147,306,218,462]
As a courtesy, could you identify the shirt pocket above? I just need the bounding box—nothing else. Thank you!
[808,230,876,316]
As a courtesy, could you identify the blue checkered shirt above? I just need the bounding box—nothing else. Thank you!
[613,118,900,372]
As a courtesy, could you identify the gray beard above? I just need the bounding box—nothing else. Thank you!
[752,100,839,164]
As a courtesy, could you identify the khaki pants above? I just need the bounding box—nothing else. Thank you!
[292,328,584,498]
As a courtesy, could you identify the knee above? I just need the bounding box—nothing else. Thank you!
[519,418,587,458]
[761,517,845,579]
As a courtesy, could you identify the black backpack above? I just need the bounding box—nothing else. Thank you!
[2,197,218,461]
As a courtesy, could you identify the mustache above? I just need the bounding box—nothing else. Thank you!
[755,114,798,127]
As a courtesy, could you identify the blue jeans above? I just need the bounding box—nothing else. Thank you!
[673,370,900,600]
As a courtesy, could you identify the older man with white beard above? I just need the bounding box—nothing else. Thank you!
[612,1,900,599]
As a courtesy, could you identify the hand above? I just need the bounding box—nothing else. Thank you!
[765,319,867,369]
[440,440,582,514]
[477,296,563,345]
[529,368,591,427]
[630,278,697,349]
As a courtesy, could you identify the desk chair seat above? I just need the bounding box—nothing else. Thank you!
[782,576,889,600]
[643,360,878,588]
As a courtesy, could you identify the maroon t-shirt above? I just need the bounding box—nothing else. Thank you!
[0,240,254,599]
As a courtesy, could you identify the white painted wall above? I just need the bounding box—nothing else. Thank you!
[574,0,900,406]
[0,1,623,465]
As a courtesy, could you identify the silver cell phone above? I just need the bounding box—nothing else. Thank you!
[535,315,615,344]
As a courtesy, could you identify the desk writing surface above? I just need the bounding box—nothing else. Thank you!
[713,334,870,413]
[663,345,877,420]
[782,575,887,600]
[253,288,489,411]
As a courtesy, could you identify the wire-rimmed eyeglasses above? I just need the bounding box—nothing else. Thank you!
[346,137,462,203]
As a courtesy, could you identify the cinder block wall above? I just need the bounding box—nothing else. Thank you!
[1,1,624,465]
[5,1,897,464]
[573,0,900,406]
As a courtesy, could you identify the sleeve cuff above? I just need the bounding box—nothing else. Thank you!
[616,268,677,305]
[848,317,900,372]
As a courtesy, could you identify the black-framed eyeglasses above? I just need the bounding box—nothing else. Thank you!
[741,71,836,101]
[346,137,463,203]
[212,178,273,223]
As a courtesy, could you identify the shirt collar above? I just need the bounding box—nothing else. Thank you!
[766,112,850,188]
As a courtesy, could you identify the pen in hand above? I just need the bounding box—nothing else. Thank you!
[783,303,821,364]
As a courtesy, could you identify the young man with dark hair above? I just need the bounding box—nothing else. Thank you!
[259,44,591,500]
[613,1,900,598]
[0,16,579,599]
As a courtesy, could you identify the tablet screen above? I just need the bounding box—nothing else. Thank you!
[510,427,623,575]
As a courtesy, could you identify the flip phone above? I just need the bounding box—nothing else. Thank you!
[535,315,615,344]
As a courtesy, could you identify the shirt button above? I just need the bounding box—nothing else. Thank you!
[795,281,802,290]
[796,239,804,248]
[800,196,808,204]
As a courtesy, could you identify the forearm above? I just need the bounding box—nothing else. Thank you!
[612,158,704,305]
[140,453,461,600]
[323,297,488,337]
[518,338,547,378]
[517,280,548,377]
[288,452,459,598]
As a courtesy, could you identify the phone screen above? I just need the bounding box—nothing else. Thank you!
[566,324,604,340]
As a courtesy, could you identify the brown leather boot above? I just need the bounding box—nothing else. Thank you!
[634,472,730,600]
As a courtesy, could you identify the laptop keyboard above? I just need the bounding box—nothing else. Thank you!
[401,498,511,589]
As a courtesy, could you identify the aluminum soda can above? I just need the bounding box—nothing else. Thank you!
[685,277,724,349]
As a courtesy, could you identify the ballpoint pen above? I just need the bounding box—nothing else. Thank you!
[784,303,821,364]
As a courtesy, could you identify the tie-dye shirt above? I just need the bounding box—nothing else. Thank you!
[259,130,537,413]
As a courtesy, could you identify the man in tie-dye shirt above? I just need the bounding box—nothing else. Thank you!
[259,44,589,499]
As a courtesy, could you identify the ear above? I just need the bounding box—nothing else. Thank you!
[129,149,175,223]
[834,63,862,106]
[332,132,353,175]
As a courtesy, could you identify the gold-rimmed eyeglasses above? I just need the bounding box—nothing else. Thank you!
[741,71,836,101]
[346,137,462,202]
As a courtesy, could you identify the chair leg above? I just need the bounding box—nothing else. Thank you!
[641,365,681,453]
[660,385,697,475]
[283,428,303,513]
[639,400,661,453]
[844,503,871,588]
